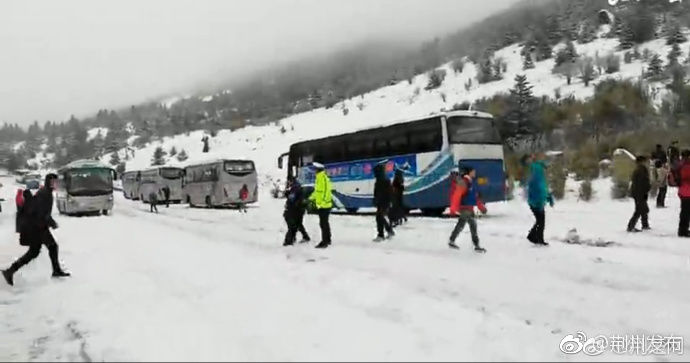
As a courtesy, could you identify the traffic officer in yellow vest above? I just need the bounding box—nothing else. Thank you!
[308,162,333,249]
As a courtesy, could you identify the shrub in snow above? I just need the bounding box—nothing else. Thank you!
[548,158,567,200]
[413,87,421,96]
[342,108,349,116]
[425,69,447,91]
[624,51,633,64]
[440,93,447,103]
[464,78,472,91]
[176,149,189,162]
[452,59,465,74]
[570,142,600,180]
[356,102,365,111]
[605,54,621,74]
[578,179,594,201]
[169,146,177,156]
[280,125,287,133]
[646,53,664,79]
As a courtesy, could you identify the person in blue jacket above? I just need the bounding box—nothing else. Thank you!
[526,152,554,246]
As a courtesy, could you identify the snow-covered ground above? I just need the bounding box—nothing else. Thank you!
[1,177,689,361]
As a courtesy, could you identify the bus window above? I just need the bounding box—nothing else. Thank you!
[160,168,183,179]
[346,137,373,161]
[374,138,389,159]
[389,134,409,156]
[409,119,442,153]
[447,116,501,144]
[224,161,254,174]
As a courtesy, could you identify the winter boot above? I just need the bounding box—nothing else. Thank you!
[373,236,386,242]
[386,230,395,240]
[474,246,487,253]
[283,240,295,247]
[315,241,330,249]
[642,226,652,231]
[2,270,14,286]
[300,236,311,243]
[52,270,71,278]
[448,241,459,250]
[627,228,642,233]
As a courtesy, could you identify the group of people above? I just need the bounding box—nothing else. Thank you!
[282,161,409,249]
[148,185,171,213]
[629,143,690,237]
[2,174,70,286]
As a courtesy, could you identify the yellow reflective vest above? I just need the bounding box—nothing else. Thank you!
[309,170,333,209]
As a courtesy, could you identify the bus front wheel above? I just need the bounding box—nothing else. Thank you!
[102,209,109,216]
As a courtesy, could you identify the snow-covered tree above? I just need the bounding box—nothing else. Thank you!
[109,151,121,166]
[523,53,535,70]
[666,23,687,45]
[554,61,577,85]
[647,53,664,78]
[169,146,178,157]
[151,146,167,166]
[578,57,596,87]
[668,42,682,68]
[509,74,536,136]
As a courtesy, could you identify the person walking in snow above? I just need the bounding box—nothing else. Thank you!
[2,174,70,286]
[627,155,652,232]
[373,162,395,242]
[149,191,159,213]
[162,185,171,208]
[238,184,249,213]
[390,169,407,227]
[526,153,554,246]
[668,141,681,186]
[448,166,487,253]
[308,162,333,249]
[283,177,311,246]
[654,160,669,208]
[677,150,690,237]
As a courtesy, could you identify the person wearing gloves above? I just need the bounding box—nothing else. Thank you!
[448,165,487,253]
[526,152,554,246]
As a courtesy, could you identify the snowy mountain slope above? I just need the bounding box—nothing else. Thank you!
[116,32,687,184]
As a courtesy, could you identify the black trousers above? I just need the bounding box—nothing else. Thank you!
[317,209,331,244]
[528,207,546,244]
[376,206,393,237]
[628,197,650,230]
[657,186,667,207]
[680,198,690,236]
[284,210,310,243]
[9,230,61,274]
[150,203,158,213]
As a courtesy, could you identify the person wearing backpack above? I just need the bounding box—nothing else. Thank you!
[3,174,70,286]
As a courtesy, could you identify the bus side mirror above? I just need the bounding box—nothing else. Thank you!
[278,152,289,169]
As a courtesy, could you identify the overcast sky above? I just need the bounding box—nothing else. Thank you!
[0,0,518,126]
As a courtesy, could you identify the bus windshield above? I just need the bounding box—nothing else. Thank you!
[66,168,113,196]
[160,168,183,179]
[224,161,254,174]
[447,116,502,144]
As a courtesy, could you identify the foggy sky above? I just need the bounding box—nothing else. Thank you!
[0,0,519,126]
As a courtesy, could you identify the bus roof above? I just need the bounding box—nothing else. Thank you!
[290,110,494,149]
[58,159,113,172]
[183,158,254,169]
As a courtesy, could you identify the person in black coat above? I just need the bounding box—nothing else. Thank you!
[2,174,69,286]
[373,163,395,242]
[389,169,407,227]
[627,156,652,232]
[283,177,310,246]
[162,185,171,208]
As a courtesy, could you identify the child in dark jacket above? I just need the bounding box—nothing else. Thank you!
[448,166,487,253]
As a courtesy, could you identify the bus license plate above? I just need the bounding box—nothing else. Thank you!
[478,177,488,185]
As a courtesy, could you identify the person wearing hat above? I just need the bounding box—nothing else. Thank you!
[627,155,651,232]
[308,162,333,248]
[373,161,395,242]
[3,173,70,286]
[448,165,487,253]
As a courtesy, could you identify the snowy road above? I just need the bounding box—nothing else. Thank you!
[1,177,689,361]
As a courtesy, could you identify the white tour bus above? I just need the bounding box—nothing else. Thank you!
[183,159,258,208]
[137,167,185,203]
[56,159,116,216]
[121,170,141,200]
[278,110,505,216]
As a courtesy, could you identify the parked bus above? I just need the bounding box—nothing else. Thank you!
[183,159,258,208]
[121,171,141,200]
[56,159,116,216]
[278,110,505,216]
[138,167,184,203]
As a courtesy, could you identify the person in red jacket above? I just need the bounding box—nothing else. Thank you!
[15,189,24,233]
[678,149,690,237]
[448,166,487,253]
[238,184,249,213]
